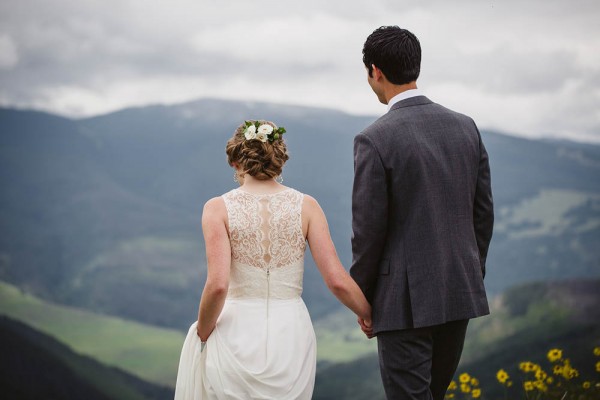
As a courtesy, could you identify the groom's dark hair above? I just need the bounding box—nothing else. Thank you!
[363,26,421,85]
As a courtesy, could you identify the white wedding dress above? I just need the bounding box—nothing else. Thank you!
[174,187,317,400]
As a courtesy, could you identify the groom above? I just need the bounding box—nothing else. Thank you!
[350,26,494,400]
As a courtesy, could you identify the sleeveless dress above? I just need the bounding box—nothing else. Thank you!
[174,187,317,400]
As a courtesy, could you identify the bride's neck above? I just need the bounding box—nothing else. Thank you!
[240,175,284,192]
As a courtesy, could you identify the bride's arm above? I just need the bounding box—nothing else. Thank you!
[197,197,231,341]
[303,195,371,323]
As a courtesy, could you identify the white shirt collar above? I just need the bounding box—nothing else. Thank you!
[387,88,423,112]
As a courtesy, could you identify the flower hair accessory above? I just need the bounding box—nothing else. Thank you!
[243,121,286,143]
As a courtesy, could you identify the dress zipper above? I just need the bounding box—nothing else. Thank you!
[266,267,270,358]
[266,267,270,320]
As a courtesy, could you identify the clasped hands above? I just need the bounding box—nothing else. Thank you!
[358,316,374,339]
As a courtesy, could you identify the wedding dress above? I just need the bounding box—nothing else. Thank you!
[174,187,316,400]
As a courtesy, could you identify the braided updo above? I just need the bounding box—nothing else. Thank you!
[225,120,289,180]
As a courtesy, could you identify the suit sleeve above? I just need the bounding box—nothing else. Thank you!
[350,133,388,303]
[473,125,494,278]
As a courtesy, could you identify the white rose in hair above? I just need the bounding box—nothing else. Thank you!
[256,131,268,142]
[244,125,257,140]
[257,124,274,136]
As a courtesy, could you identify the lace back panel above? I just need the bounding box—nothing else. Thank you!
[222,188,306,299]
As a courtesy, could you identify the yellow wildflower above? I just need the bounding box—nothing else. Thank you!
[561,360,579,380]
[472,388,481,398]
[594,347,600,356]
[583,381,591,389]
[519,362,527,371]
[531,363,541,372]
[553,365,563,375]
[534,380,548,392]
[596,361,600,372]
[459,373,471,383]
[569,368,579,379]
[547,348,562,363]
[496,369,509,384]
[524,381,534,391]
[470,378,479,386]
[535,369,547,381]
[546,377,553,384]
[448,380,457,390]
[563,368,579,380]
[519,361,536,372]
[507,381,513,387]
[446,394,455,399]
[460,383,471,393]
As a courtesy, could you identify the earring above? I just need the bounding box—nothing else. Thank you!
[234,171,239,183]
[276,174,283,184]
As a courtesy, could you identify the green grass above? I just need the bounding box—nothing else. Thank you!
[314,308,377,363]
[461,280,599,365]
[71,235,202,289]
[0,280,184,387]
[0,278,378,388]
[495,189,599,239]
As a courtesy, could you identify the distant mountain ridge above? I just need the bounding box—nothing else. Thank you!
[0,99,599,330]
[0,315,172,399]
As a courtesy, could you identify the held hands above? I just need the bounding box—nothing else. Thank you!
[357,316,374,339]
[357,303,374,339]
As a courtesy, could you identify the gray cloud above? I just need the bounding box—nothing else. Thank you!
[0,0,599,142]
[426,45,582,95]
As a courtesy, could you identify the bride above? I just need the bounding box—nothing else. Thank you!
[174,120,372,399]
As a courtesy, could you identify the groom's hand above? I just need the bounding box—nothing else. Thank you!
[357,317,374,339]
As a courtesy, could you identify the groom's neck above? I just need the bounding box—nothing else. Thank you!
[383,81,418,104]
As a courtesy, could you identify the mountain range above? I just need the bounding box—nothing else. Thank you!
[1,98,598,331]
[0,97,599,398]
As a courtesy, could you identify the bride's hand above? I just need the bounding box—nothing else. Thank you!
[197,324,215,342]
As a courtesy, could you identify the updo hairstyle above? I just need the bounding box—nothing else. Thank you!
[225,120,289,180]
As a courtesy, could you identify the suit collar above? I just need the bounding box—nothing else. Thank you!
[388,96,432,112]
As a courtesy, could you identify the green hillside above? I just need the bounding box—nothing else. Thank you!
[0,279,374,388]
[0,281,184,387]
[0,316,172,400]
[314,307,377,365]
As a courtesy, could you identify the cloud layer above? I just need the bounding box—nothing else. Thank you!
[1,0,599,142]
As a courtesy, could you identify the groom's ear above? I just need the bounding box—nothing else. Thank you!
[371,64,384,81]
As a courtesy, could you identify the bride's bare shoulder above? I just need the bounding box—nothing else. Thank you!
[202,197,227,219]
[302,194,324,216]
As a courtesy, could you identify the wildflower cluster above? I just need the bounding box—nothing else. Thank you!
[445,372,482,399]
[500,347,599,399]
[519,360,551,393]
[445,346,600,400]
[595,346,600,374]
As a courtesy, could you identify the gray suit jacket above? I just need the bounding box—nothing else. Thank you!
[350,96,493,333]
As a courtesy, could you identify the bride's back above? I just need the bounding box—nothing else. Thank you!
[222,187,306,300]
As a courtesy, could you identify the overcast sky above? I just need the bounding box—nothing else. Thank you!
[1,0,599,142]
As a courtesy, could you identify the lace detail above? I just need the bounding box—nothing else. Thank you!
[222,188,306,299]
